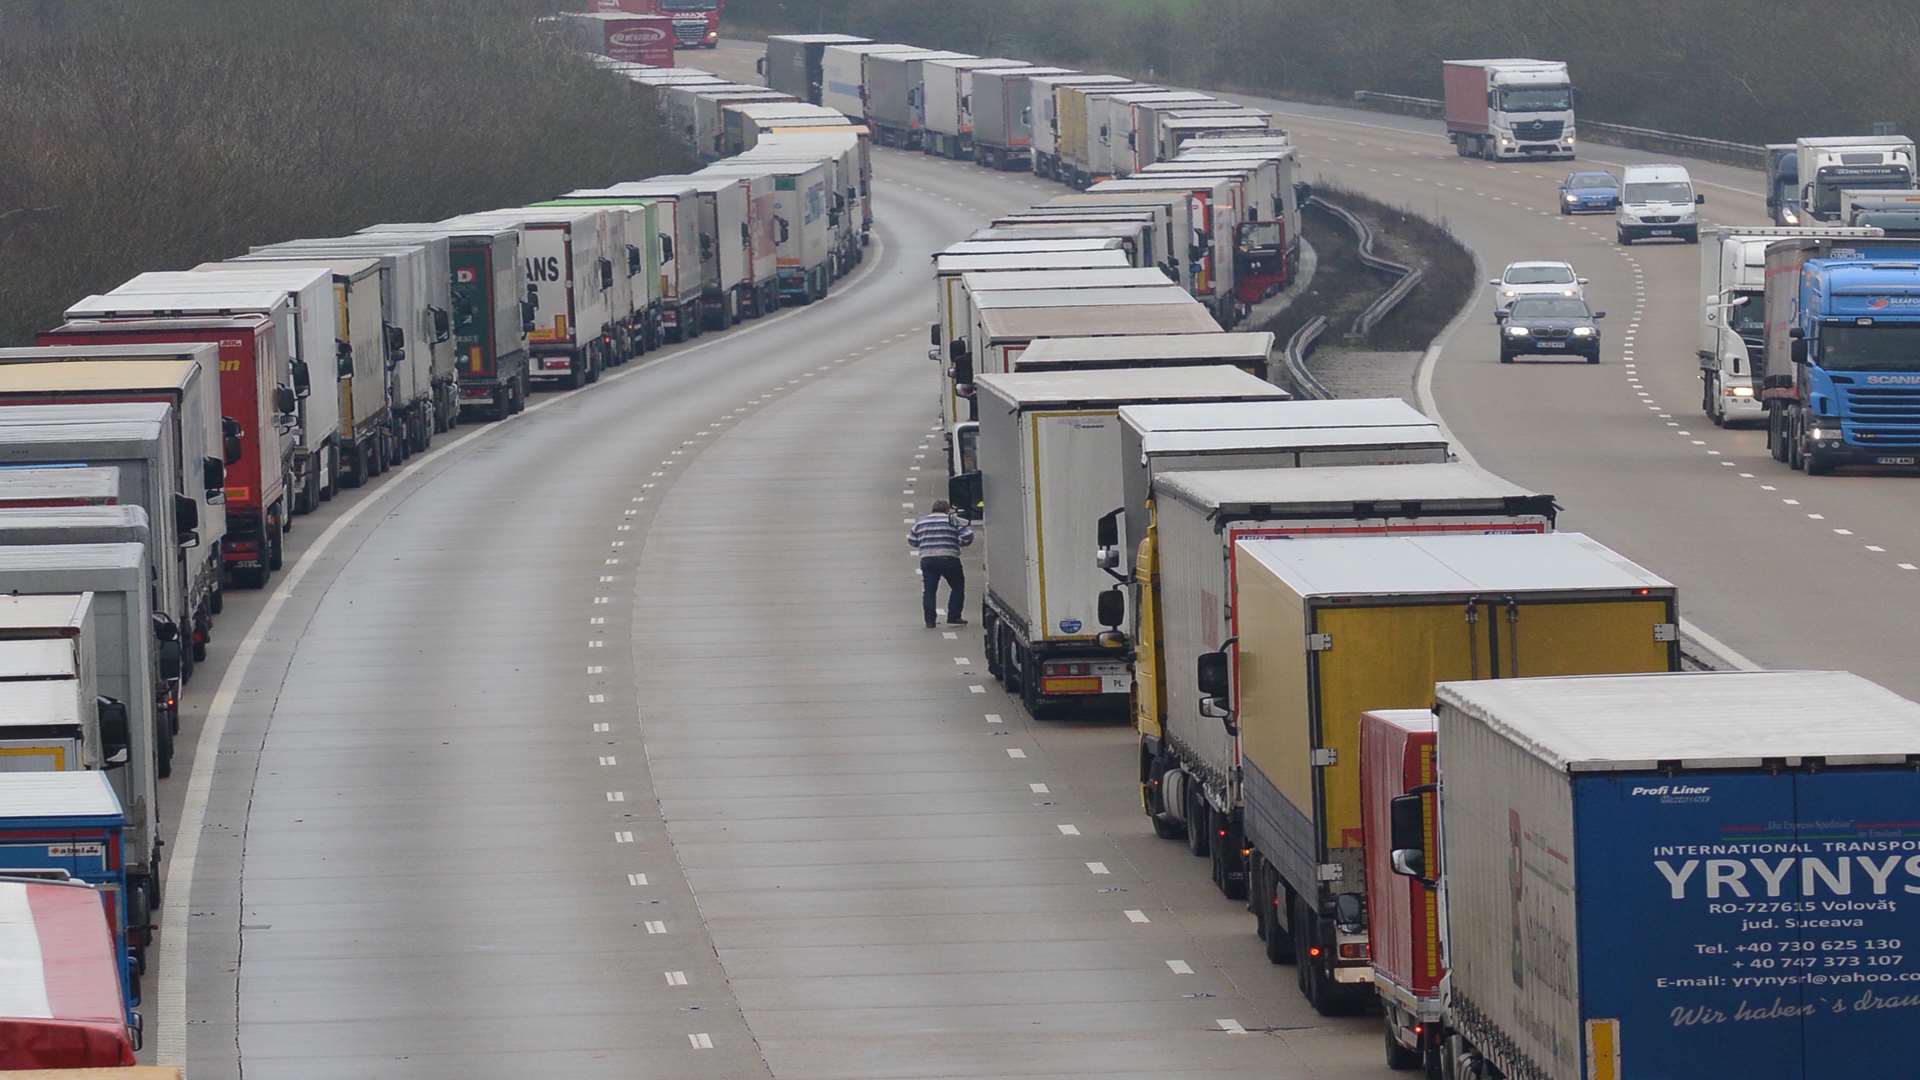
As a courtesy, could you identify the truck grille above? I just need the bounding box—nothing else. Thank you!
[1512,119,1564,141]
[1844,386,1920,445]
[672,18,706,43]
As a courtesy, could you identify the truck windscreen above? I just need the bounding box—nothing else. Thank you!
[1814,168,1913,214]
[1821,323,1920,372]
[1496,87,1571,113]
[661,0,716,9]
[1728,292,1765,336]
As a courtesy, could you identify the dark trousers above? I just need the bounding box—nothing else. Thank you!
[920,555,965,625]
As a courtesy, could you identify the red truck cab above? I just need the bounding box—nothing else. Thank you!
[1361,708,1443,1072]
[0,879,140,1069]
[593,0,721,49]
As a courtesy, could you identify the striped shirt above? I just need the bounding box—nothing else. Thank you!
[907,512,974,558]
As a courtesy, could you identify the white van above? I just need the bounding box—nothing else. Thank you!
[1616,164,1704,244]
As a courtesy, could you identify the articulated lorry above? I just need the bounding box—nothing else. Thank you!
[1144,153,1303,303]
[1697,226,1880,429]
[1842,187,1920,235]
[920,57,1029,160]
[1089,177,1240,324]
[441,208,618,388]
[528,197,667,349]
[970,66,1073,170]
[1031,75,1134,180]
[1225,531,1676,1014]
[1155,114,1275,163]
[864,49,970,149]
[955,367,1286,715]
[359,223,532,421]
[1795,136,1915,223]
[560,10,675,66]
[1105,94,1237,176]
[582,183,703,341]
[1758,235,1920,473]
[1443,59,1576,161]
[686,87,795,159]
[819,42,918,120]
[693,161,833,305]
[760,34,868,103]
[598,177,752,327]
[1381,669,1920,1080]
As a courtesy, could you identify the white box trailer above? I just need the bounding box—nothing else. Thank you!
[0,557,161,961]
[0,648,96,775]
[961,225,1155,265]
[1159,114,1274,160]
[721,102,848,155]
[0,505,150,549]
[1030,74,1134,180]
[676,168,779,318]
[753,125,874,249]
[693,161,832,305]
[929,248,1131,377]
[1057,83,1159,188]
[938,237,1128,258]
[970,66,1073,170]
[1090,177,1241,324]
[995,210,1165,273]
[727,149,859,281]
[1088,91,1211,180]
[1043,191,1198,287]
[921,57,1030,160]
[1135,102,1267,169]
[248,237,454,451]
[687,89,795,159]
[0,466,121,509]
[864,49,971,148]
[760,33,868,103]
[440,208,616,388]
[1108,94,1238,176]
[575,184,702,342]
[131,266,339,508]
[820,42,919,120]
[963,367,1286,716]
[618,175,753,328]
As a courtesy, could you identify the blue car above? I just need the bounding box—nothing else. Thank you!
[1557,169,1620,214]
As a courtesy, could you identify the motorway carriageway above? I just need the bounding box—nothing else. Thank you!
[146,38,1912,1080]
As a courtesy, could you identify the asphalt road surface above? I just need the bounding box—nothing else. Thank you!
[148,37,1919,1080]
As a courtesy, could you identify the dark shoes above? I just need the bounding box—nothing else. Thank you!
[947,617,968,626]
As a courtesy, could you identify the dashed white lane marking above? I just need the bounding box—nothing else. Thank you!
[1007,748,1027,759]
[1901,564,1918,571]
[952,656,970,665]
[1833,527,1851,534]
[688,1033,713,1050]
[1783,498,1800,505]
[599,755,617,766]
[1087,862,1111,875]
[1030,783,1050,793]
[1867,546,1886,553]
[646,920,667,934]
[1057,823,1080,835]
[1166,960,1195,975]
[587,693,605,704]
[593,722,610,732]
[587,665,603,674]
[1125,909,1150,923]
[627,873,648,886]
[615,831,635,843]
[594,596,610,604]
[969,684,986,693]
[942,631,958,640]
[665,971,688,986]
[985,713,1003,724]
[1217,1019,1248,1035]
[606,791,625,802]
[1808,513,1826,521]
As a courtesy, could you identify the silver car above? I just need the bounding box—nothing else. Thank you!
[1491,260,1588,321]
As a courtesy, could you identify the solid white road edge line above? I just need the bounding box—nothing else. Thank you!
[154,232,890,1064]
[1412,245,1761,674]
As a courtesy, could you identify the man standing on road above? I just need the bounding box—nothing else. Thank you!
[908,499,973,628]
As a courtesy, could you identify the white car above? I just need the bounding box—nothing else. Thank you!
[1491,260,1588,321]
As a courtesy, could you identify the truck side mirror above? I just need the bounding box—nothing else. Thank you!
[659,233,674,263]
[1791,338,1808,365]
[1196,649,1230,700]
[292,359,312,399]
[1388,789,1437,886]
[384,324,405,365]
[738,223,749,250]
[948,341,973,386]
[1294,181,1313,205]
[221,417,243,465]
[96,696,131,766]
[1695,193,1707,205]
[628,244,643,274]
[203,455,225,493]
[947,471,982,521]
[929,323,941,346]
[336,341,354,379]
[526,282,540,310]
[274,385,297,416]
[700,234,714,258]
[174,492,199,546]
[1095,508,1121,570]
[431,306,451,342]
[520,300,536,334]
[597,257,614,290]
[1096,586,1124,630]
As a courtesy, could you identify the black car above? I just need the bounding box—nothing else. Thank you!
[1499,297,1605,363]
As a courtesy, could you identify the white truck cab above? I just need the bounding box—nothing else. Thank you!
[1617,164,1703,244]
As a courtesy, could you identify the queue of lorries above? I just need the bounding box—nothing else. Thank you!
[765,33,1920,1080]
[0,43,872,1070]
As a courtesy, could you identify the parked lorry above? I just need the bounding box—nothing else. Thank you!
[995,209,1164,273]
[663,83,783,157]
[1018,331,1275,381]
[1223,531,1677,1013]
[0,361,225,623]
[1137,466,1556,902]
[1696,226,1880,429]
[580,183,702,341]
[0,575,160,976]
[527,197,667,345]
[1090,177,1240,323]
[1443,59,1576,161]
[1841,187,1920,235]
[954,367,1286,713]
[359,223,532,421]
[1104,93,1236,176]
[36,314,290,587]
[246,235,459,446]
[939,237,1130,259]
[760,34,868,102]
[595,178,748,328]
[819,42,918,120]
[697,161,832,305]
[1359,707,1441,1071]
[440,208,616,388]
[0,506,150,553]
[1385,669,1920,1080]
[720,102,849,156]
[1758,235,1920,472]
[920,57,1029,160]
[561,10,675,65]
[1031,75,1134,180]
[970,66,1072,170]
[751,130,875,261]
[1153,113,1274,164]
[0,466,121,509]
[1057,83,1159,188]
[864,49,970,148]
[1795,136,1916,222]
[1145,153,1303,302]
[87,267,334,513]
[0,633,98,774]
[0,876,140,1068]
[930,248,1132,403]
[586,0,719,49]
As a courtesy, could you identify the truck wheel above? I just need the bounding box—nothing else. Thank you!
[268,523,284,572]
[1185,785,1210,857]
[566,362,586,390]
[1150,811,1183,840]
[323,446,339,500]
[1294,896,1339,1014]
[1767,409,1788,462]
[998,626,1019,692]
[1788,417,1806,471]
[209,580,224,615]
[156,714,174,779]
[1386,1022,1423,1071]
[193,637,208,663]
[984,622,1001,679]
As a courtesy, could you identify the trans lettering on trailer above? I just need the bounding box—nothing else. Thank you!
[527,256,564,283]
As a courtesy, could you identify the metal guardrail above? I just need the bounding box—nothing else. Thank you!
[1282,315,1332,399]
[1350,90,1767,170]
[1307,195,1425,338]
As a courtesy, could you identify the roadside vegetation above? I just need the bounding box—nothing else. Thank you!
[1261,186,1475,358]
[0,0,695,345]
[730,0,1919,145]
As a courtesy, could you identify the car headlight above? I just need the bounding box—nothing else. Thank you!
[1564,193,1578,202]
[1571,326,1595,337]
[1506,325,1531,337]
[1502,289,1516,299]
[1781,207,1800,225]
[1561,288,1576,297]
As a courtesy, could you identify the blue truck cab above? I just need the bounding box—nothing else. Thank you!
[1759,237,1920,473]
[0,770,137,1014]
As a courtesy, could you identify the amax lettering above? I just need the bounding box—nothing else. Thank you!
[1655,854,1920,899]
